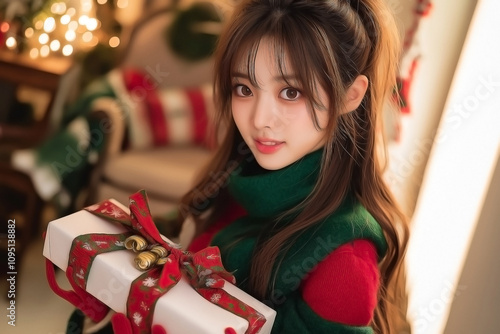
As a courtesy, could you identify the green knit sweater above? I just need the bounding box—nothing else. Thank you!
[211,149,387,333]
[65,150,387,334]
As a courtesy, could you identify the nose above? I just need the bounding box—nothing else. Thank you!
[251,94,281,130]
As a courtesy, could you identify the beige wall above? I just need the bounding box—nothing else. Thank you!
[403,0,500,332]
[443,155,500,333]
[387,0,478,216]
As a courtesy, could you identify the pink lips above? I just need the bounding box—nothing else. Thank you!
[254,138,284,154]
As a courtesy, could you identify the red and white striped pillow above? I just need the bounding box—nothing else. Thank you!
[107,67,215,150]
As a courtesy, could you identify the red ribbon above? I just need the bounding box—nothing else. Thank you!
[79,190,266,334]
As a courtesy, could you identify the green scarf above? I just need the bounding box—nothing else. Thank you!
[228,148,322,218]
[211,149,387,333]
[212,148,387,284]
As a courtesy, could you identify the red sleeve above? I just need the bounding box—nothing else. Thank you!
[187,203,246,253]
[300,239,380,326]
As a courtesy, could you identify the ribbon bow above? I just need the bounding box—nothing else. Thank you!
[81,190,266,334]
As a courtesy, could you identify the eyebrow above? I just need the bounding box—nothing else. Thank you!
[231,71,298,83]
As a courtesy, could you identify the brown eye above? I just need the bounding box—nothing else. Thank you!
[235,85,253,97]
[280,88,301,101]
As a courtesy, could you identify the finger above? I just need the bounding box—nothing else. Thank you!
[111,313,133,334]
[152,324,168,334]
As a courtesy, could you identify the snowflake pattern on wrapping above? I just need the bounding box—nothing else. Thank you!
[199,269,213,277]
[76,269,85,280]
[205,278,217,287]
[142,277,158,288]
[132,312,143,326]
[100,205,126,218]
[206,253,219,260]
[140,301,149,312]
[94,240,108,247]
[210,293,221,303]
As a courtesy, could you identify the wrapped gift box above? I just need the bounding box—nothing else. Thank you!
[43,199,276,333]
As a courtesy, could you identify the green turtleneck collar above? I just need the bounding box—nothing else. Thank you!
[213,148,388,301]
[228,149,323,219]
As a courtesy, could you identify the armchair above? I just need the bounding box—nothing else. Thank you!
[86,2,224,235]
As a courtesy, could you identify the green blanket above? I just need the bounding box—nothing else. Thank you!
[11,77,117,216]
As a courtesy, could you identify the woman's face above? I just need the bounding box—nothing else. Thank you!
[231,39,330,170]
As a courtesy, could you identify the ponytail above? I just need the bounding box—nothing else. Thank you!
[346,1,409,333]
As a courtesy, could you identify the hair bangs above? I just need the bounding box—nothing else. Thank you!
[228,13,335,130]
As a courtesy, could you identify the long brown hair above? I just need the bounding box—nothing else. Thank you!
[180,0,409,332]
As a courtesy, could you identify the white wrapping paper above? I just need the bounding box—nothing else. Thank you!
[43,200,276,333]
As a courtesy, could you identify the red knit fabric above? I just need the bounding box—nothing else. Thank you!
[301,239,380,326]
[188,212,380,327]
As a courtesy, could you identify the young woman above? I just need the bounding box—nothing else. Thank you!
[181,0,409,333]
[64,1,408,333]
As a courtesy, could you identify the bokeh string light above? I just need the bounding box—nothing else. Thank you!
[2,0,123,58]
